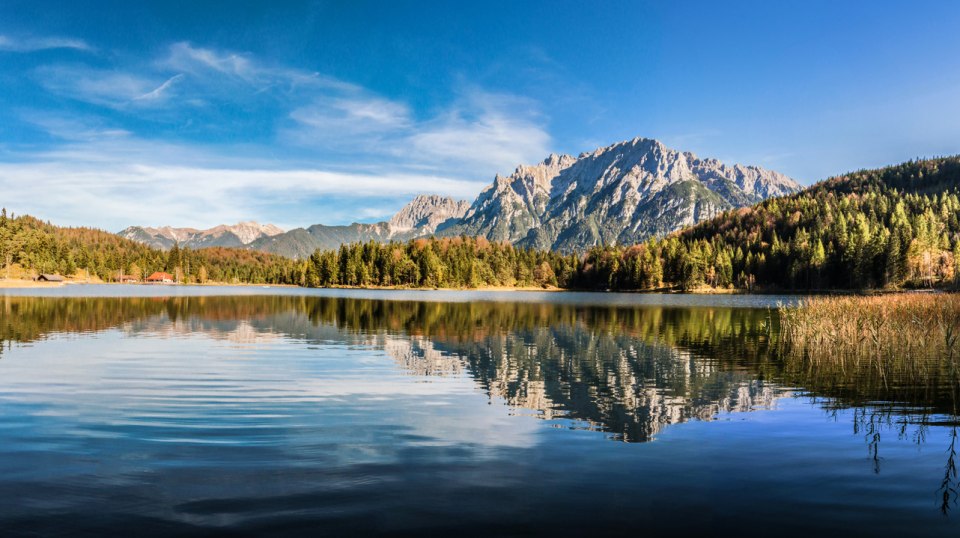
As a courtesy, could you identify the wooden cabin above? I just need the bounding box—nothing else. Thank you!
[145,272,175,283]
[36,274,65,282]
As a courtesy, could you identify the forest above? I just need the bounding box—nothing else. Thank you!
[573,156,960,291]
[0,212,303,285]
[301,157,960,291]
[4,156,960,291]
[303,236,570,288]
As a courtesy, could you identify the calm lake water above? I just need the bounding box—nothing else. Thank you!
[1,286,957,536]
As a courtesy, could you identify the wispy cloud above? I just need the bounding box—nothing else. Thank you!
[35,65,182,108]
[0,34,92,52]
[287,95,413,140]
[28,41,553,174]
[18,111,132,142]
[134,74,184,101]
[160,41,353,93]
[285,88,552,174]
[406,90,551,173]
[163,41,256,78]
[33,41,364,122]
[7,41,556,229]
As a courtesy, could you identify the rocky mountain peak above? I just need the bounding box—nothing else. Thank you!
[119,221,286,251]
[220,221,285,245]
[541,153,576,168]
[388,194,470,234]
[446,136,801,252]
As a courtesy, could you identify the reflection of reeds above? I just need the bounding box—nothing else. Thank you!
[782,294,960,514]
[942,426,958,515]
[779,294,960,389]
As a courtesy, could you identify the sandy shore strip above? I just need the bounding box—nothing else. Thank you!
[0,279,68,288]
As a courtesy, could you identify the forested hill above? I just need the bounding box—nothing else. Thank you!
[809,157,960,197]
[0,210,303,285]
[574,156,960,291]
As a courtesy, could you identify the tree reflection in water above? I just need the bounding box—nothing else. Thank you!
[1,294,958,513]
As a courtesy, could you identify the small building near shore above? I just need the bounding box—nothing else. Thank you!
[119,275,139,283]
[36,274,65,282]
[145,272,175,283]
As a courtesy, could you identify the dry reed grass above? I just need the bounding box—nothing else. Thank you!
[780,293,960,514]
[779,293,960,389]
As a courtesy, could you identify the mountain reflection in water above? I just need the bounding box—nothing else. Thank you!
[1,295,784,442]
[1,293,958,532]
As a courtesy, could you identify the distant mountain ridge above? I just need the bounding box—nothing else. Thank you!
[247,195,471,259]
[119,137,801,257]
[119,222,284,250]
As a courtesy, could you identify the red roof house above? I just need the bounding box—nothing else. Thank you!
[145,271,175,283]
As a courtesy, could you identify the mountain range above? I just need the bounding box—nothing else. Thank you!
[442,137,799,252]
[120,137,801,257]
[119,222,285,250]
[247,194,471,259]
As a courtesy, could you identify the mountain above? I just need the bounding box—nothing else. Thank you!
[119,222,285,250]
[296,156,960,291]
[250,195,470,258]
[387,194,471,235]
[442,137,800,252]
[119,137,798,257]
[571,155,960,291]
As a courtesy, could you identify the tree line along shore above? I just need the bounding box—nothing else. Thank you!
[2,156,959,292]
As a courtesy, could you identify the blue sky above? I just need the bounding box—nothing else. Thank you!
[1,0,959,231]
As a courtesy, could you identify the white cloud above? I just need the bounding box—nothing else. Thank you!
[0,34,92,52]
[0,139,487,230]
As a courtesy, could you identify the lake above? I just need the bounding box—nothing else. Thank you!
[1,286,957,536]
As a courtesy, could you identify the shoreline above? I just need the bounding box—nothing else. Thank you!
[0,278,953,295]
[0,279,300,289]
[0,279,67,289]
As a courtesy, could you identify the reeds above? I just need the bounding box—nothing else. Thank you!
[779,294,960,391]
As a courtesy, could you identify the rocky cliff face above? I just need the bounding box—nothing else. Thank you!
[442,137,800,251]
[388,194,470,235]
[119,222,284,250]
[450,153,577,243]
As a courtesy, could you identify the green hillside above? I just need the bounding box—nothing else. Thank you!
[573,156,960,290]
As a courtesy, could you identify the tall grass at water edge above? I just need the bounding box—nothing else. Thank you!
[779,294,960,390]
